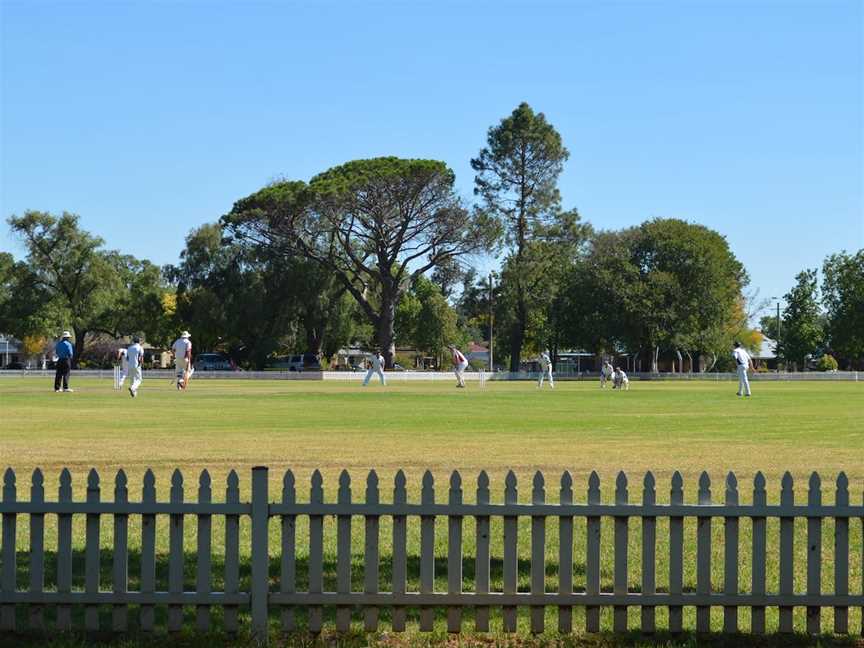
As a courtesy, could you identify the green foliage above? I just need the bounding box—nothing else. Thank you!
[778,269,823,370]
[816,354,838,371]
[821,249,864,369]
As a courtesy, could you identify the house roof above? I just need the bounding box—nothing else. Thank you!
[468,342,488,353]
[754,335,776,359]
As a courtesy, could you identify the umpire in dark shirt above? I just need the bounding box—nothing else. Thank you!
[54,331,74,392]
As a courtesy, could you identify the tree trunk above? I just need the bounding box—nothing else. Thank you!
[685,351,693,374]
[675,348,683,374]
[72,327,86,369]
[652,346,660,374]
[508,299,527,373]
[377,292,397,369]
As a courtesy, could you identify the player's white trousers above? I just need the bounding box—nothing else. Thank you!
[736,365,751,396]
[538,368,554,388]
[363,368,386,385]
[118,362,128,386]
[600,374,607,388]
[130,366,143,393]
[454,361,468,386]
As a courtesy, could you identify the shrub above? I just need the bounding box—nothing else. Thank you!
[816,354,839,372]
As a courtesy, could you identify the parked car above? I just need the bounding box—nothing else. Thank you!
[266,353,322,371]
[195,353,233,371]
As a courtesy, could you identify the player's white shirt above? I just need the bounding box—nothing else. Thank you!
[732,347,751,367]
[603,363,614,377]
[371,354,384,371]
[127,343,144,369]
[540,353,551,370]
[452,349,467,365]
[615,369,627,380]
[118,348,128,366]
[173,338,192,361]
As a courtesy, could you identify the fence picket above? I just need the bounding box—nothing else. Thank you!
[309,470,324,634]
[807,472,822,635]
[224,470,240,634]
[475,471,491,632]
[669,471,684,633]
[29,469,45,631]
[531,472,546,634]
[696,472,712,632]
[85,469,101,631]
[168,469,184,633]
[56,469,73,631]
[420,470,436,631]
[723,472,738,633]
[558,472,573,633]
[280,470,296,632]
[250,466,269,641]
[447,471,463,633]
[779,472,794,633]
[503,470,518,632]
[336,470,352,632]
[364,471,380,632]
[751,472,767,633]
[641,472,656,633]
[392,471,407,632]
[140,470,156,632]
[614,472,629,632]
[0,469,16,632]
[834,473,849,634]
[586,471,601,633]
[112,470,129,632]
[196,470,212,632]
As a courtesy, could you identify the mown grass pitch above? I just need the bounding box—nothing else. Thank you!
[1,377,863,643]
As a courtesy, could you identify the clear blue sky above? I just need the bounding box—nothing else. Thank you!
[2,0,862,313]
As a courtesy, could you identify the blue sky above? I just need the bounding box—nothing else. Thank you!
[1,0,862,313]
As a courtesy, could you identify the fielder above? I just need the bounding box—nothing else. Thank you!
[172,331,193,390]
[116,346,128,388]
[127,336,144,398]
[362,351,386,386]
[613,366,629,390]
[732,341,754,397]
[449,344,469,388]
[538,349,554,389]
[600,360,614,388]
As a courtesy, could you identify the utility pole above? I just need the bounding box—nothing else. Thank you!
[488,272,494,371]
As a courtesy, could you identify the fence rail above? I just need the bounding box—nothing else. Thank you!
[0,466,863,641]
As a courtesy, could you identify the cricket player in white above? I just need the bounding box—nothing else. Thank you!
[732,341,754,397]
[538,349,554,389]
[600,361,614,388]
[127,337,144,398]
[613,366,629,390]
[362,352,386,386]
[172,331,193,390]
[449,344,469,388]
[116,346,128,387]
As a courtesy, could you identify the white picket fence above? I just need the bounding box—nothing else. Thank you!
[1,467,863,641]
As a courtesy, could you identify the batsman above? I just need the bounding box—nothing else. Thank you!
[172,330,194,390]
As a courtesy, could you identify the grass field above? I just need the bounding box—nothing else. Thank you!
[1,377,863,645]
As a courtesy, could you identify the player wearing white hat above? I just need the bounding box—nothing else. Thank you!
[362,351,386,386]
[172,331,193,390]
[449,344,469,388]
[538,349,554,389]
[732,341,754,397]
[613,366,629,390]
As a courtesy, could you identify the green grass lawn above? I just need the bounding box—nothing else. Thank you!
[1,377,863,644]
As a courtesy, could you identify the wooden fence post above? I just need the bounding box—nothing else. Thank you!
[696,472,712,633]
[779,472,794,633]
[251,465,269,643]
[669,472,684,633]
[613,471,629,632]
[447,471,463,633]
[168,469,184,633]
[751,472,767,633]
[196,470,212,632]
[308,470,324,634]
[56,469,73,632]
[474,471,491,632]
[280,470,296,632]
[723,472,738,634]
[503,470,518,632]
[834,472,849,634]
[364,470,380,632]
[0,468,16,632]
[530,471,546,634]
[586,471,601,633]
[641,472,656,633]
[85,469,101,632]
[336,470,352,632]
[420,470,436,631]
[392,471,407,632]
[29,469,45,631]
[558,471,574,633]
[225,470,241,635]
[112,470,129,632]
[806,472,822,635]
[140,469,156,632]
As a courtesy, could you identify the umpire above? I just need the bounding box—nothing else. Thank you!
[54,331,74,392]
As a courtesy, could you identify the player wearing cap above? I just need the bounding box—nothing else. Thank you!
[53,331,74,392]
[449,344,469,388]
[127,336,144,398]
[172,331,193,390]
[362,351,387,386]
[538,349,554,389]
[600,361,614,388]
[613,366,629,390]
[732,341,754,397]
